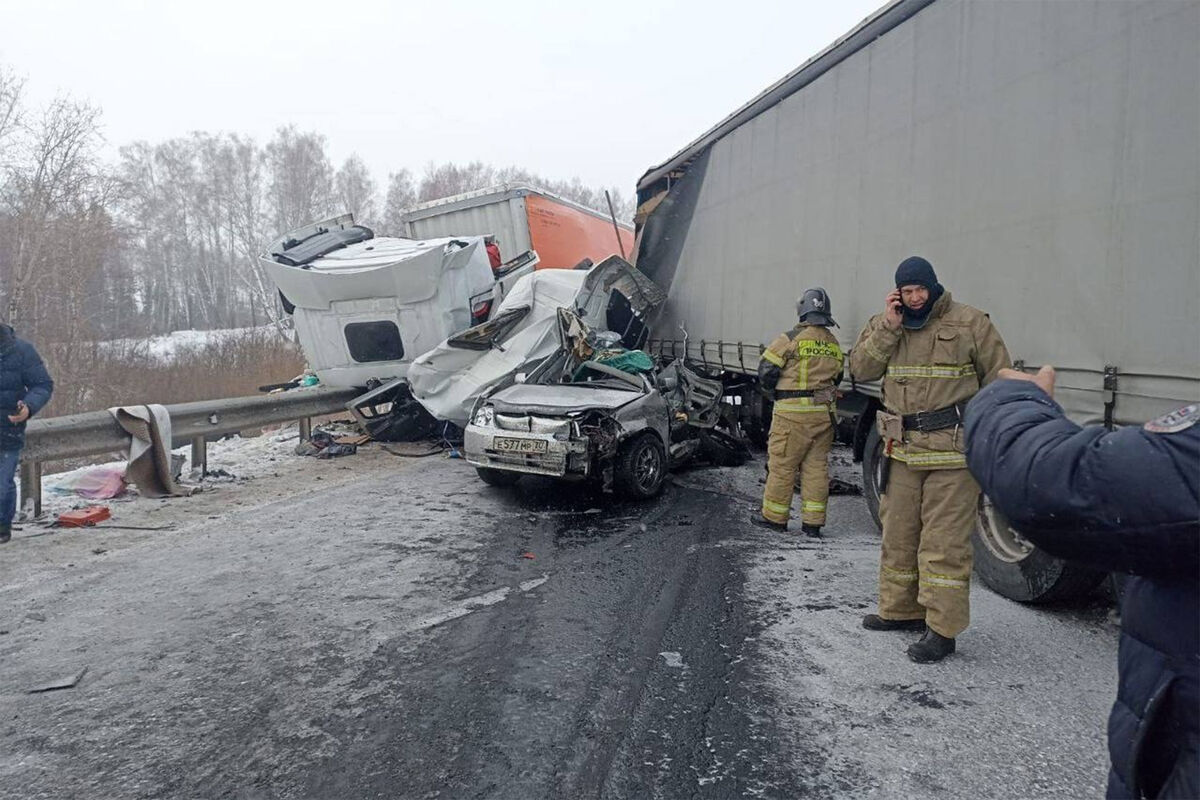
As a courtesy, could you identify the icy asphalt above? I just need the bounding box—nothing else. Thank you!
[1,436,1116,799]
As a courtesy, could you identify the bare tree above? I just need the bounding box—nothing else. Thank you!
[417,160,496,202]
[334,154,378,225]
[265,125,333,233]
[381,168,416,234]
[0,66,25,165]
[0,95,106,328]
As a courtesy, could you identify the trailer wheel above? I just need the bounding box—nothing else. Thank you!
[972,496,1106,604]
[742,390,772,447]
[476,467,521,487]
[862,426,885,528]
[864,426,1103,604]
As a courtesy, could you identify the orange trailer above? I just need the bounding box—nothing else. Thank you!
[399,183,634,270]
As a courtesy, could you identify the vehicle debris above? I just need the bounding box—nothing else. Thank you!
[28,666,88,694]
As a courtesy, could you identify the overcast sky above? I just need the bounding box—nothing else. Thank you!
[1,0,884,193]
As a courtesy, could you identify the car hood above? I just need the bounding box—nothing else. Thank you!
[487,383,643,416]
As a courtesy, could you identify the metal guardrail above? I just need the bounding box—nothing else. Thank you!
[20,387,360,518]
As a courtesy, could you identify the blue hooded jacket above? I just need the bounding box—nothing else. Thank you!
[0,325,54,451]
[965,379,1198,799]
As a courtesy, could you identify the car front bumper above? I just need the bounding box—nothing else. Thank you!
[464,424,590,478]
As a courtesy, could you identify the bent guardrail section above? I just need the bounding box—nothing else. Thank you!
[20,387,360,518]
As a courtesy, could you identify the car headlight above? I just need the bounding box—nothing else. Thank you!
[472,405,495,427]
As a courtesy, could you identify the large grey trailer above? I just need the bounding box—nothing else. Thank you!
[633,0,1200,602]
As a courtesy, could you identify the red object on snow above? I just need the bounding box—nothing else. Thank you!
[56,506,112,527]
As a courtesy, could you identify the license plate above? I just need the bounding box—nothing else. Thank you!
[493,437,548,454]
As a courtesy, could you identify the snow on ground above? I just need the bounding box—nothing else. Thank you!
[683,445,1117,798]
[100,325,284,362]
[29,421,316,521]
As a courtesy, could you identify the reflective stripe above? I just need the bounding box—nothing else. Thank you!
[920,573,969,589]
[887,364,976,379]
[761,349,785,367]
[801,500,826,512]
[798,350,808,390]
[890,449,967,467]
[773,399,832,413]
[796,340,843,360]
[882,566,919,584]
[763,498,791,516]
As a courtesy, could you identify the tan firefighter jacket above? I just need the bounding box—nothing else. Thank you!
[760,324,844,415]
[850,292,1010,469]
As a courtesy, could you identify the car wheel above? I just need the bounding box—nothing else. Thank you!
[615,433,666,499]
[476,467,521,487]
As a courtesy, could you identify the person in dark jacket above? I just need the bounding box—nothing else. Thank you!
[0,325,53,543]
[964,365,1198,799]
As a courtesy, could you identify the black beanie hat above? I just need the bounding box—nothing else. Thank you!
[894,256,938,289]
[893,256,945,329]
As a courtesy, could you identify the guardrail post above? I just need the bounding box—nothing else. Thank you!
[20,460,42,519]
[298,417,312,442]
[191,436,207,477]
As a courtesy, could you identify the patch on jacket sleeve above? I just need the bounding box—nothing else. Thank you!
[1144,403,1200,434]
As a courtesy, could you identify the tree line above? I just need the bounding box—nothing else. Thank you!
[0,65,636,347]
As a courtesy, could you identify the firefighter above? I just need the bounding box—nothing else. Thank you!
[751,287,844,538]
[849,256,1010,663]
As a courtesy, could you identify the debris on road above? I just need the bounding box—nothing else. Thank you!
[56,506,112,527]
[28,667,88,694]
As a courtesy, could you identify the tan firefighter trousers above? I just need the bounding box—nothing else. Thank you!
[761,411,834,527]
[878,459,979,638]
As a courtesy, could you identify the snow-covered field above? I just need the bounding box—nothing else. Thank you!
[99,325,285,362]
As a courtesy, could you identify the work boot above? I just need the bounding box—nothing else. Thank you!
[0,525,10,544]
[801,524,823,539]
[749,513,787,533]
[862,614,925,632]
[906,629,956,663]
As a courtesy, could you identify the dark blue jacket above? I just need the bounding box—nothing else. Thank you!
[0,325,54,451]
[965,380,1199,799]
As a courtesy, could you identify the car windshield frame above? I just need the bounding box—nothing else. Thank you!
[446,306,531,350]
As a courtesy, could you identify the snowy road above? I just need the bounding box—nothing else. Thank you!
[0,438,1116,799]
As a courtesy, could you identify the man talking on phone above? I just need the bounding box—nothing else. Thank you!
[0,323,53,544]
[849,257,1009,663]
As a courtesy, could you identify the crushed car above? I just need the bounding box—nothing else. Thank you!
[434,267,749,497]
[407,255,663,428]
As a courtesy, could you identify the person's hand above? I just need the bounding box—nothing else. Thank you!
[883,289,903,330]
[7,401,29,424]
[999,365,1056,397]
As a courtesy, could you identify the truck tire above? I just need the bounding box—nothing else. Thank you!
[615,433,666,499]
[972,496,1106,604]
[862,425,885,528]
[476,467,521,487]
[864,426,1104,604]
